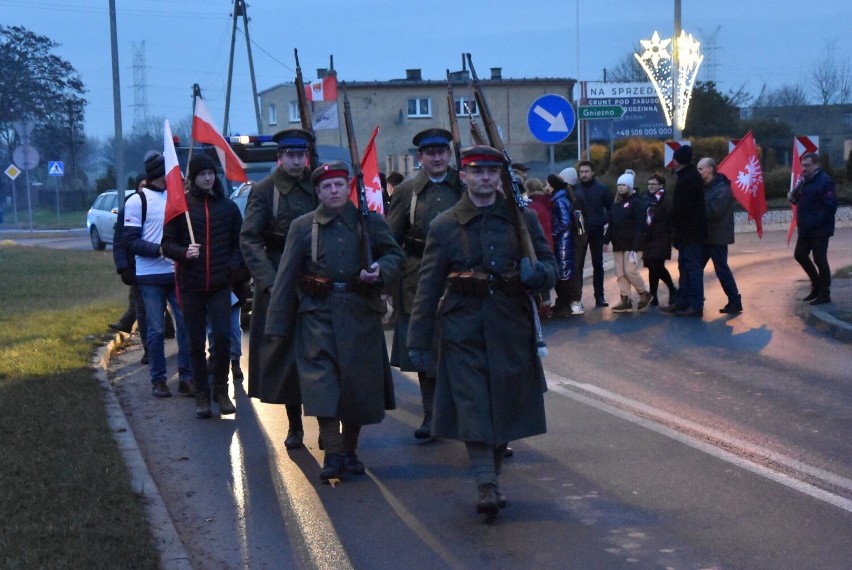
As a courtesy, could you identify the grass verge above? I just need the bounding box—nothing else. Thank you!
[0,244,160,568]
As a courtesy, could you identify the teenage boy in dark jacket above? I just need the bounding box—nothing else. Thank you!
[162,154,245,418]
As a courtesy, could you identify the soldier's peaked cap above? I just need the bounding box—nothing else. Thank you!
[460,145,505,168]
[412,128,452,149]
[311,161,350,185]
[272,128,315,150]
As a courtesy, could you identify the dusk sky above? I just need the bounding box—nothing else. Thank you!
[3,0,850,139]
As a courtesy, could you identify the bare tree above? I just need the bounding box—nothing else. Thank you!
[607,48,647,83]
[754,83,810,107]
[811,40,851,105]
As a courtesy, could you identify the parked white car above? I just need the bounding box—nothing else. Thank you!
[86,189,134,250]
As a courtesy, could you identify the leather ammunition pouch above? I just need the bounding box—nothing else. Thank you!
[298,273,332,299]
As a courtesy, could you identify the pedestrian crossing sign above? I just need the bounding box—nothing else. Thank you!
[48,161,64,176]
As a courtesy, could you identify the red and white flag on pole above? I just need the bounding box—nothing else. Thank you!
[786,136,819,246]
[349,126,384,215]
[718,131,767,238]
[163,120,191,234]
[305,74,338,102]
[787,143,803,246]
[192,97,247,183]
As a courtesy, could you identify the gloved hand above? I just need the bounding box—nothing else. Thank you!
[408,349,434,372]
[119,269,135,286]
[520,257,547,290]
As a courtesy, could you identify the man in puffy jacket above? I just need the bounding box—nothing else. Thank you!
[162,153,245,418]
[789,152,838,305]
[575,161,613,307]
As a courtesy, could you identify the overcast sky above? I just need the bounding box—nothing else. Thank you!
[3,0,850,140]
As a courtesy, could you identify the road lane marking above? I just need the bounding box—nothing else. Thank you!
[545,371,852,514]
[366,472,468,570]
[257,421,354,570]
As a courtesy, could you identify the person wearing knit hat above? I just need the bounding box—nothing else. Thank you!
[124,150,193,399]
[144,151,166,181]
[386,127,464,441]
[241,124,319,449]
[607,169,652,313]
[559,167,577,186]
[660,143,708,317]
[265,161,404,481]
[162,147,244,418]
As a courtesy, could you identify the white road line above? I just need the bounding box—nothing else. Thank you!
[545,371,852,514]
[257,420,354,570]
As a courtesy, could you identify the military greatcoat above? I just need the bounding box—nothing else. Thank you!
[407,193,557,444]
[384,168,463,371]
[240,166,317,403]
[265,202,405,424]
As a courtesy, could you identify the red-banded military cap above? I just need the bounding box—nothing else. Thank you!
[311,161,350,185]
[460,145,505,168]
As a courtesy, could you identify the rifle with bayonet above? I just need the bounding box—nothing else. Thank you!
[465,52,537,263]
[341,83,373,269]
[294,48,319,172]
[446,69,462,171]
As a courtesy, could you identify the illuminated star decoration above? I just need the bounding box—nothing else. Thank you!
[634,29,703,130]
[734,155,764,197]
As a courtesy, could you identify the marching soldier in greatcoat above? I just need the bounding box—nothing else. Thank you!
[407,146,557,516]
[385,128,464,439]
[266,162,404,480]
[240,128,317,449]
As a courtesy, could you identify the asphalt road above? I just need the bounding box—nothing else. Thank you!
[104,227,852,569]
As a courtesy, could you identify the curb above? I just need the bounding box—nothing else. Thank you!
[797,305,852,344]
[93,334,193,570]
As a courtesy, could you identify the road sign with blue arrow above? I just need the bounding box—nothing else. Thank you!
[527,94,575,144]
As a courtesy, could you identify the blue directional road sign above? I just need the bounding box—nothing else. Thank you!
[48,161,64,176]
[527,94,575,144]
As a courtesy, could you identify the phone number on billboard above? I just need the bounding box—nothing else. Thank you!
[615,127,673,137]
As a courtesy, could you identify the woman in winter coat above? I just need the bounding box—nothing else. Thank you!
[548,174,576,316]
[606,170,652,313]
[526,178,554,318]
[643,173,677,306]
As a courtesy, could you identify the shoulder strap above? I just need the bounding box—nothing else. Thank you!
[272,185,280,223]
[139,190,147,224]
[311,216,319,270]
[409,189,418,227]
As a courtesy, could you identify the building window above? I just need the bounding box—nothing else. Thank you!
[454,96,479,116]
[289,101,300,123]
[844,112,852,128]
[407,97,431,118]
[268,104,277,126]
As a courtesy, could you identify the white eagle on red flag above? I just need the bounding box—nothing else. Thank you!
[718,131,766,238]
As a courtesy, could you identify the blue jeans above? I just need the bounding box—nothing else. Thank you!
[676,244,704,312]
[702,244,740,303]
[139,282,191,385]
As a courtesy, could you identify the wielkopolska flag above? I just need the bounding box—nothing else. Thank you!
[718,131,766,238]
[305,74,338,102]
[349,126,384,215]
[192,97,247,183]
